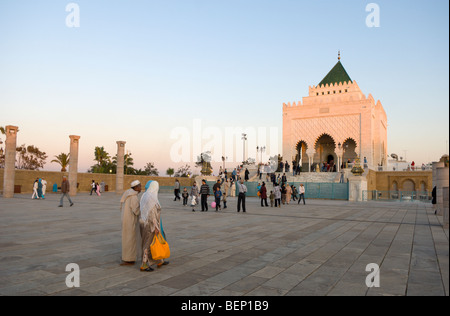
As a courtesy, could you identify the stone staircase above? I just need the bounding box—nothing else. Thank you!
[251,171,346,195]
[253,171,340,184]
[287,172,341,183]
[227,165,356,195]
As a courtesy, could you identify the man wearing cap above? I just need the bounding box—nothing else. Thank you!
[119,180,142,265]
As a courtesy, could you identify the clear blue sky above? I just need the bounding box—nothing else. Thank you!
[0,0,448,173]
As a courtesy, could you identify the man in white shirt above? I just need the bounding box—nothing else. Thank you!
[90,180,96,195]
[237,180,247,213]
[298,184,306,205]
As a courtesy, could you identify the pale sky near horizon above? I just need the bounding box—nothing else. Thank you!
[0,0,448,174]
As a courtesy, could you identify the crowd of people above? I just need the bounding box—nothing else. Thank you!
[31,178,106,201]
[185,178,247,213]
[257,181,306,207]
[31,178,47,199]
[90,180,106,196]
[171,171,307,214]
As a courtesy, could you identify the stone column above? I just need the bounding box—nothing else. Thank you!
[116,141,126,194]
[68,135,80,196]
[336,148,344,173]
[3,126,18,198]
[431,161,444,190]
[435,164,449,216]
[306,149,315,173]
[443,187,449,229]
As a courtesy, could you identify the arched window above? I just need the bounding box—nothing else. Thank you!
[392,181,398,191]
[420,181,427,192]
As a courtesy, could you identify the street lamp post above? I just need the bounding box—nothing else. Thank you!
[221,156,227,170]
[241,133,247,163]
[257,146,266,163]
[337,142,341,172]
[0,137,4,168]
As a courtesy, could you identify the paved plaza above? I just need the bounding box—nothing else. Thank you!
[0,192,448,296]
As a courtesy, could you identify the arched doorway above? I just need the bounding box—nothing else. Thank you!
[391,181,398,191]
[402,179,415,192]
[314,134,336,165]
[391,181,399,199]
[420,181,427,193]
[342,138,358,166]
[327,154,334,164]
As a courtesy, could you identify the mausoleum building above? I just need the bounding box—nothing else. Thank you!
[283,56,388,172]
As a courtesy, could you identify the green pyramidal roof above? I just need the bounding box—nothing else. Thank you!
[318,61,352,86]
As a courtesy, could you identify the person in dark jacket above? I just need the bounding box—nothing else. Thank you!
[260,182,268,207]
[214,187,222,211]
[200,180,210,212]
[432,186,437,214]
[58,176,74,207]
[212,179,221,193]
[182,187,189,206]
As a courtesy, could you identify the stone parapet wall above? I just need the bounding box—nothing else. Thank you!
[0,168,432,195]
[0,169,194,193]
[366,169,432,192]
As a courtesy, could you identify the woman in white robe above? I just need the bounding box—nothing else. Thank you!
[139,181,169,272]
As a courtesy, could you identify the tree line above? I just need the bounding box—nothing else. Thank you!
[1,143,191,179]
[0,128,194,176]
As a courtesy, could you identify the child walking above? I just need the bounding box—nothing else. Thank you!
[182,187,189,206]
[223,190,228,209]
[269,191,275,207]
[214,187,222,212]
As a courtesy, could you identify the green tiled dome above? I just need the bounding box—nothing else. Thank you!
[318,61,352,86]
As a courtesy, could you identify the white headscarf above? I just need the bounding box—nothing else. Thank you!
[140,180,160,222]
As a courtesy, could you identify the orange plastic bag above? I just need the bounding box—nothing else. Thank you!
[150,232,171,260]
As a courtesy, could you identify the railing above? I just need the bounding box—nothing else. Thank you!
[292,182,349,200]
[207,181,349,199]
[362,190,431,202]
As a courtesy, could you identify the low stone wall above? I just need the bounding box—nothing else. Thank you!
[0,168,432,196]
[366,169,432,192]
[0,169,194,193]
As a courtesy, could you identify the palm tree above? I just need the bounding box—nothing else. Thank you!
[94,146,110,166]
[51,153,70,172]
[112,152,135,174]
[124,152,134,175]
[90,146,113,173]
[166,168,175,177]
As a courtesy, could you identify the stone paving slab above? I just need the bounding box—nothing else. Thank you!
[0,192,448,296]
